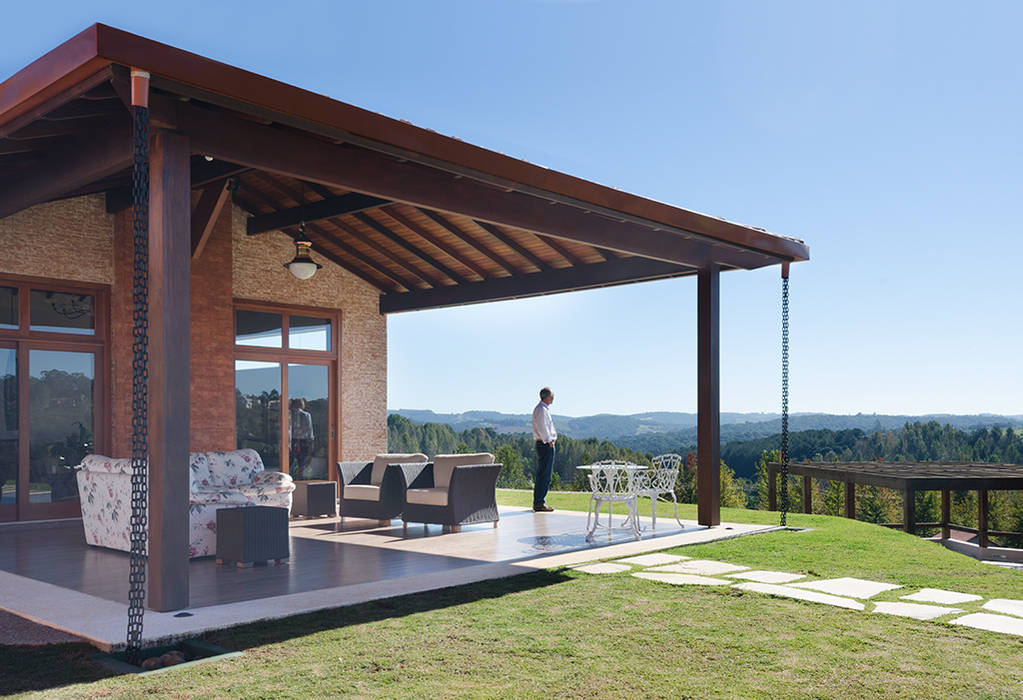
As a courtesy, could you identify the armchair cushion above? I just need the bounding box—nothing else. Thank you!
[190,487,251,506]
[344,484,381,501]
[406,487,448,507]
[205,448,265,487]
[371,453,427,485]
[189,452,212,489]
[80,454,133,475]
[432,453,495,489]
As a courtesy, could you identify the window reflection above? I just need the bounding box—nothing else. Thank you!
[30,290,94,335]
[235,360,281,469]
[235,310,283,347]
[0,287,16,330]
[0,349,16,505]
[288,364,329,480]
[289,315,331,351]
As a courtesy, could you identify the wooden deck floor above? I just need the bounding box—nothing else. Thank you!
[0,507,693,609]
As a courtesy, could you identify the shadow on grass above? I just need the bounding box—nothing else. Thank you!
[0,568,574,696]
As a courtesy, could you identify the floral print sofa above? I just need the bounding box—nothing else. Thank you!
[76,448,295,558]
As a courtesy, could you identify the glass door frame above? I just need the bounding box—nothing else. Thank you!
[0,273,111,522]
[233,299,340,481]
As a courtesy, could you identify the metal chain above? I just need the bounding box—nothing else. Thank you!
[126,103,150,665]
[780,273,790,527]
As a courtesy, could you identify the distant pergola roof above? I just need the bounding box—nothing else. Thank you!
[0,24,809,313]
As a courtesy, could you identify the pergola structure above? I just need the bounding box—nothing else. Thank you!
[0,24,809,611]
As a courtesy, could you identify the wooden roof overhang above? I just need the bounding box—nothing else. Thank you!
[0,24,810,315]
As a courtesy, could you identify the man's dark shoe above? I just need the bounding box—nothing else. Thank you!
[533,504,554,512]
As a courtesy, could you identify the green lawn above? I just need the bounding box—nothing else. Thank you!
[4,491,1022,699]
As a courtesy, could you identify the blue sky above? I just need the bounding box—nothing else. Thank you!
[4,1,1021,417]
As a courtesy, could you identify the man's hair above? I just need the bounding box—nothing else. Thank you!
[539,387,553,400]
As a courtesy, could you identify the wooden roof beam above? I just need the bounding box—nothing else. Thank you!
[472,220,552,272]
[377,207,493,281]
[416,208,515,276]
[247,192,390,235]
[191,178,232,260]
[531,233,597,266]
[326,217,437,290]
[351,211,468,284]
[380,256,693,314]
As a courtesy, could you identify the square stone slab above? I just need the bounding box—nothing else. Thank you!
[982,599,1023,618]
[572,562,631,575]
[732,582,864,610]
[726,570,805,584]
[901,588,982,605]
[646,560,749,576]
[616,553,689,567]
[950,613,1023,637]
[788,577,901,599]
[872,602,963,620]
[633,572,732,586]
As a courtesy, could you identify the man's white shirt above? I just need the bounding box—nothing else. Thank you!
[532,401,557,444]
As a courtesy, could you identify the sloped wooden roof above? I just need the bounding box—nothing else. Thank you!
[0,24,809,313]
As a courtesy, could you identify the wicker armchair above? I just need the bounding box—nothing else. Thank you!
[396,453,501,533]
[338,453,427,525]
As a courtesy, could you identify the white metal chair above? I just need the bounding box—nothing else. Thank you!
[584,460,642,541]
[637,453,684,530]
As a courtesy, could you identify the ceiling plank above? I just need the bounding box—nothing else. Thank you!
[351,211,467,284]
[304,223,409,291]
[380,257,693,314]
[532,233,598,266]
[0,122,132,220]
[165,99,778,269]
[416,208,514,276]
[327,217,437,289]
[472,220,551,272]
[377,207,493,281]
[283,224,394,291]
[247,192,390,235]
[191,178,232,260]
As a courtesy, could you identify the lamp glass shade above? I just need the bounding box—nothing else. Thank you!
[284,240,323,280]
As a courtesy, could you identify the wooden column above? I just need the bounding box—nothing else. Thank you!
[802,476,812,514]
[147,129,191,611]
[697,265,720,526]
[978,489,989,548]
[845,481,856,519]
[903,487,915,534]
[940,489,950,540]
[768,465,777,511]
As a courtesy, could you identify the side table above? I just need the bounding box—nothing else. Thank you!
[292,480,338,518]
[216,505,289,567]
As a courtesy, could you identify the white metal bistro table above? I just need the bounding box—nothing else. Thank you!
[576,461,648,541]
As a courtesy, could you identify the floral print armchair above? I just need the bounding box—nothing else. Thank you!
[77,448,295,558]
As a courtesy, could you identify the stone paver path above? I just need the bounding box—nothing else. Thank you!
[733,582,864,610]
[572,562,631,574]
[982,599,1023,618]
[633,572,732,586]
[872,602,963,620]
[726,570,805,584]
[645,560,748,576]
[950,613,1023,637]
[789,577,901,599]
[616,553,689,566]
[901,588,982,605]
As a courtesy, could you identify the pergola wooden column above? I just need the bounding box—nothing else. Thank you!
[0,24,810,610]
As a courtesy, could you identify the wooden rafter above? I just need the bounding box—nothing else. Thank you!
[190,178,231,260]
[351,211,466,284]
[416,208,514,276]
[247,192,390,235]
[533,233,598,266]
[380,256,691,314]
[472,220,551,272]
[327,217,436,289]
[377,207,492,281]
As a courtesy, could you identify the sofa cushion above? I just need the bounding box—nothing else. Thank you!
[189,452,212,489]
[344,484,382,501]
[432,453,495,490]
[79,454,133,474]
[206,449,265,487]
[190,487,251,506]
[370,453,428,485]
[406,487,448,507]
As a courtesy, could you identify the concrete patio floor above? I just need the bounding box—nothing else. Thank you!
[0,506,775,650]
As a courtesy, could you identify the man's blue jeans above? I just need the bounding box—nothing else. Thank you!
[534,440,555,508]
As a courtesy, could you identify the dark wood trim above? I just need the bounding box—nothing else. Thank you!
[845,481,856,519]
[379,257,692,314]
[0,67,116,139]
[802,475,812,514]
[147,129,191,611]
[0,120,132,220]
[246,192,389,235]
[696,265,720,526]
[903,487,915,534]
[190,178,231,260]
[941,489,950,540]
[978,489,989,548]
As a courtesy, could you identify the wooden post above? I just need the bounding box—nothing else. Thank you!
[697,265,720,526]
[903,487,915,534]
[147,129,191,611]
[802,476,812,514]
[940,489,950,540]
[768,465,777,511]
[845,481,856,519]
[978,489,989,548]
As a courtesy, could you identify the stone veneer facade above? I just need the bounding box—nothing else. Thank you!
[0,194,387,486]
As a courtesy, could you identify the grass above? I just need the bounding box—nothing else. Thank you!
[4,491,1022,699]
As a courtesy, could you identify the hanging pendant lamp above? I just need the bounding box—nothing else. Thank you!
[284,223,323,280]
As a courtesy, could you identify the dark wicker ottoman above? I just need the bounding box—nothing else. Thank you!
[292,480,338,518]
[216,506,290,567]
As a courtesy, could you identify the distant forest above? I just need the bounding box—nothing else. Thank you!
[388,415,1023,545]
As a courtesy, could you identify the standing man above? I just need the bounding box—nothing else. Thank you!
[532,387,557,512]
